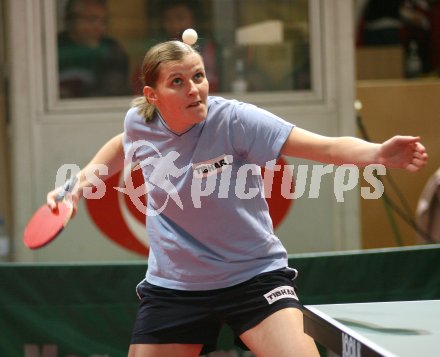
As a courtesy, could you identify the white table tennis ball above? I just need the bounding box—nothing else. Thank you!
[182,28,198,45]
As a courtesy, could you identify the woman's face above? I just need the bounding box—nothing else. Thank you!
[144,53,209,133]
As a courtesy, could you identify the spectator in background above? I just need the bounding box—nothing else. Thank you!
[400,0,432,74]
[160,0,220,92]
[415,167,440,243]
[58,0,130,98]
[356,0,440,77]
[427,0,440,75]
[356,0,406,46]
[133,0,221,94]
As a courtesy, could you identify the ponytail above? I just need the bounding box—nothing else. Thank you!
[131,96,156,122]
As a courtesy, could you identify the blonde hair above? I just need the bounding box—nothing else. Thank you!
[132,41,201,122]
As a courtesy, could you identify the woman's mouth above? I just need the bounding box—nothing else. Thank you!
[187,101,202,108]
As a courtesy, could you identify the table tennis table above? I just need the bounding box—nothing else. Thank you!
[303,300,440,357]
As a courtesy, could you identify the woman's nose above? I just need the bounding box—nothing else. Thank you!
[187,80,199,96]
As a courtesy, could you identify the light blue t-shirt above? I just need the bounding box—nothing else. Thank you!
[123,96,295,290]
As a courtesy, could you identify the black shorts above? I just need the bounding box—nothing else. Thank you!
[130,267,303,354]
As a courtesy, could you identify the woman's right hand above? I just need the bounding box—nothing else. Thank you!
[47,179,81,218]
[45,132,125,216]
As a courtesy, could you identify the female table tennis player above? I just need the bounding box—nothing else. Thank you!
[47,39,428,356]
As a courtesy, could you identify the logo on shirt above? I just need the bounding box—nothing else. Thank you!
[115,139,189,216]
[264,286,298,304]
[192,155,233,178]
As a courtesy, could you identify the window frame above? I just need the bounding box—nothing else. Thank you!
[42,0,325,119]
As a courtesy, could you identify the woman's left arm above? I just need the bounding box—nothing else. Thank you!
[280,127,428,172]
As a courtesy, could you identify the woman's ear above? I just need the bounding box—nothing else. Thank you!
[143,86,157,104]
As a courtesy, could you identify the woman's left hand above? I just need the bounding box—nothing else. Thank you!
[377,136,428,172]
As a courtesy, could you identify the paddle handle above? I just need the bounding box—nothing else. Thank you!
[55,176,78,202]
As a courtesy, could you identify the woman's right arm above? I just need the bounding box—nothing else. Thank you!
[47,133,125,211]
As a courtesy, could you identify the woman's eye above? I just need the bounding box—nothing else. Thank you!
[172,78,182,85]
[194,72,205,81]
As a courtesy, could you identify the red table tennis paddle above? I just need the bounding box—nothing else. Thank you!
[23,201,73,249]
[23,178,77,250]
